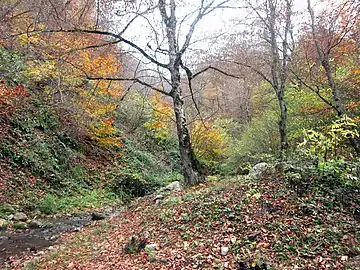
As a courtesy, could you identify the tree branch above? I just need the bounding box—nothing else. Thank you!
[39,28,169,69]
[86,76,170,96]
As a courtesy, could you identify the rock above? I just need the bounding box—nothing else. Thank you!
[249,163,272,179]
[48,246,56,251]
[164,181,182,192]
[13,222,28,230]
[29,220,42,229]
[145,244,158,250]
[91,212,107,221]
[0,235,9,242]
[220,246,229,256]
[13,212,28,222]
[154,194,164,205]
[231,237,237,244]
[0,219,8,230]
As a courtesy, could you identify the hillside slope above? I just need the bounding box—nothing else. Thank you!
[11,175,360,270]
[0,94,181,217]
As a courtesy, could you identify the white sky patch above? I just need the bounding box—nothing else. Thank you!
[104,0,323,72]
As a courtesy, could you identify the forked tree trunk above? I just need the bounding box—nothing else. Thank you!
[158,0,199,186]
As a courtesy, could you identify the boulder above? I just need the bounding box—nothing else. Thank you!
[153,194,164,205]
[29,220,43,229]
[13,212,28,222]
[0,218,9,230]
[164,181,182,192]
[145,244,158,250]
[220,246,229,256]
[249,163,272,179]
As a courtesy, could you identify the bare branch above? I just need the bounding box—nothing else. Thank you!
[87,76,170,96]
[38,28,169,69]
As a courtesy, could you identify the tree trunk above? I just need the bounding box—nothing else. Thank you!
[172,91,198,186]
[308,0,360,155]
[278,93,288,151]
[267,0,291,152]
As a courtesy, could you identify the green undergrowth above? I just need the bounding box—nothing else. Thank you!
[0,95,182,217]
[35,189,118,215]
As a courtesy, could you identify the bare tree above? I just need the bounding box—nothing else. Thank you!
[307,0,360,155]
[227,0,294,152]
[13,0,235,185]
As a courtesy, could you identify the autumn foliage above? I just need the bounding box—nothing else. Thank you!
[191,121,229,162]
[144,93,174,140]
[0,83,30,117]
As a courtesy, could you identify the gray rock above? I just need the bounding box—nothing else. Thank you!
[0,218,9,230]
[29,220,43,229]
[154,194,165,205]
[0,235,9,242]
[13,212,28,222]
[249,163,272,179]
[145,244,158,250]
[154,194,164,200]
[220,246,229,256]
[164,181,182,192]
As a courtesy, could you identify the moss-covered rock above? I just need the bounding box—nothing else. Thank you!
[13,221,28,230]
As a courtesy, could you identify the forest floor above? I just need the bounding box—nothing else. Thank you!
[8,176,360,270]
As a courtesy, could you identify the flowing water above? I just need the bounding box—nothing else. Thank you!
[0,207,122,269]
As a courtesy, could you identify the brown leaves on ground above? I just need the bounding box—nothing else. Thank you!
[10,176,360,269]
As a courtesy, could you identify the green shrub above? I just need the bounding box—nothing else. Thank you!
[37,189,118,214]
[316,158,360,187]
[0,46,26,85]
[298,115,359,161]
[38,194,58,214]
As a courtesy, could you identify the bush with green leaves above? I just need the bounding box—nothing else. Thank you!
[316,158,360,188]
[0,46,26,85]
[299,115,359,161]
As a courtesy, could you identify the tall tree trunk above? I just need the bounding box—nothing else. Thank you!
[278,94,288,151]
[267,0,291,152]
[172,91,198,186]
[158,0,199,185]
[170,66,198,186]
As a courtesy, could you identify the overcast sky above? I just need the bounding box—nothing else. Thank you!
[106,0,324,72]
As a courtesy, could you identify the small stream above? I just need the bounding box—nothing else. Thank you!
[0,207,122,268]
